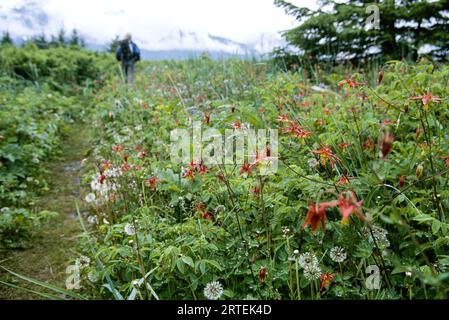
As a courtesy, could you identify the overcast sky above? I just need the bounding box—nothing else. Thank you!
[2,0,318,43]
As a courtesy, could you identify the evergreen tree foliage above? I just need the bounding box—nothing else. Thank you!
[107,35,121,53]
[274,0,449,62]
[1,31,13,45]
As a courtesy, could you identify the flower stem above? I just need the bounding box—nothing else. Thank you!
[420,108,445,222]
[295,259,301,300]
[286,237,294,299]
[258,175,272,258]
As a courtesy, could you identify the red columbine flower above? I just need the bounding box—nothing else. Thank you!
[338,142,352,150]
[277,114,290,122]
[416,162,424,178]
[194,203,212,220]
[232,121,242,129]
[358,91,368,101]
[259,267,268,282]
[294,129,312,144]
[398,175,406,188]
[99,174,106,184]
[138,151,147,158]
[302,201,335,233]
[183,169,195,180]
[194,203,205,212]
[381,119,395,127]
[123,154,130,162]
[201,211,213,221]
[380,133,395,159]
[304,192,365,228]
[146,176,160,189]
[312,146,341,167]
[298,101,310,108]
[216,172,226,182]
[101,160,112,170]
[336,191,365,225]
[337,175,349,186]
[437,155,449,167]
[377,69,384,85]
[416,127,422,139]
[363,138,374,151]
[204,111,210,125]
[323,108,331,115]
[240,161,253,176]
[112,145,125,152]
[120,163,131,172]
[338,79,366,88]
[320,273,336,290]
[199,163,209,175]
[251,148,276,169]
[410,92,442,107]
[188,160,198,171]
[281,122,301,135]
[251,186,261,196]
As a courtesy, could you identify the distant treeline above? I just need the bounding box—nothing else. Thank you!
[1,28,86,49]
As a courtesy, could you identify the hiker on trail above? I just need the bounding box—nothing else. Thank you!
[115,33,140,84]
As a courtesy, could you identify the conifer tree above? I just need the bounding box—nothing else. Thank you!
[1,31,13,45]
[69,29,81,47]
[107,35,121,53]
[274,0,449,62]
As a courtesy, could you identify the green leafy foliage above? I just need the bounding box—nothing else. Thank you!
[0,44,112,248]
[0,44,114,91]
[75,57,449,299]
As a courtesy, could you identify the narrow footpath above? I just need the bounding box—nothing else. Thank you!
[0,124,93,299]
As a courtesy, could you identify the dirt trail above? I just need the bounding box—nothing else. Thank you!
[0,124,92,299]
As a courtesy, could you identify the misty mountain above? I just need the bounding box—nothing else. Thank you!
[0,0,284,60]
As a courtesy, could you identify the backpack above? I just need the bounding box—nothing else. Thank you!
[120,40,133,61]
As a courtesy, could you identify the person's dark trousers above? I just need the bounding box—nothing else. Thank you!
[121,60,135,84]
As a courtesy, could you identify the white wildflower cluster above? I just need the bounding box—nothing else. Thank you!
[282,226,291,237]
[298,252,322,281]
[129,180,138,190]
[90,175,109,195]
[178,196,186,210]
[104,167,121,178]
[78,255,90,269]
[304,266,322,281]
[87,271,99,283]
[367,226,390,248]
[308,158,320,169]
[329,246,347,263]
[203,281,224,300]
[113,134,127,144]
[124,223,136,236]
[85,193,96,204]
[85,174,118,205]
[215,205,226,213]
[133,97,143,105]
[87,215,98,225]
